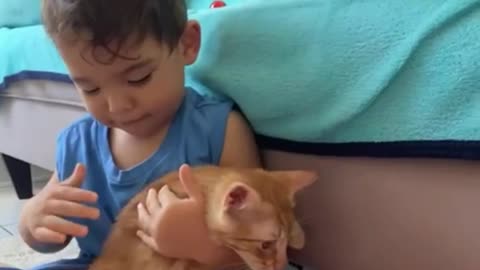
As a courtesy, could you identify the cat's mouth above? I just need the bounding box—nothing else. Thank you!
[218,263,249,270]
[234,251,287,270]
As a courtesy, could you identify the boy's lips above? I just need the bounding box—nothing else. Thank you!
[119,115,149,126]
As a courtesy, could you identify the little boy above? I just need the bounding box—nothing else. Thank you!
[8,0,260,269]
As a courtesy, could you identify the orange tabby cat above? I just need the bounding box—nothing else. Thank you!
[88,165,316,270]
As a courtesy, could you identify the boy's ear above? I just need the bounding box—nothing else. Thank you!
[180,20,201,65]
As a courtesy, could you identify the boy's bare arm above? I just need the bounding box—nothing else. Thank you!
[219,111,262,168]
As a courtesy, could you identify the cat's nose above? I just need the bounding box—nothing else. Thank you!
[262,262,282,270]
[262,260,276,270]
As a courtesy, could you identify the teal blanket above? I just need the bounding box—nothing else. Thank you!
[187,0,480,143]
[0,0,41,28]
[1,0,480,155]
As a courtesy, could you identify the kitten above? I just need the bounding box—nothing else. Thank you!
[88,166,316,270]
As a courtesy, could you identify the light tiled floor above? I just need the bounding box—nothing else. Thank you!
[0,166,51,235]
[0,178,50,238]
[0,227,11,238]
[0,181,79,269]
[0,184,29,236]
[2,224,18,236]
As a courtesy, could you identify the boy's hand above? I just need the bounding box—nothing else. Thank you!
[23,164,100,244]
[136,164,240,265]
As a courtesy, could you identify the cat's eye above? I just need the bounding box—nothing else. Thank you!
[261,240,276,250]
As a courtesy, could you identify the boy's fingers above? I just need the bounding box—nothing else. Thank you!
[146,189,161,212]
[136,230,159,252]
[53,186,98,203]
[157,185,178,206]
[137,203,152,233]
[47,199,100,220]
[33,227,67,244]
[63,163,86,187]
[178,164,203,202]
[42,215,88,238]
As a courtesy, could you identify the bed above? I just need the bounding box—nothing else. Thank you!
[0,18,84,197]
[0,80,83,196]
[2,0,480,269]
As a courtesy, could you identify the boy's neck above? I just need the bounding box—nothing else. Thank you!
[108,124,170,170]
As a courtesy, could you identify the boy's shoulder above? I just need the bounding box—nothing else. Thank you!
[185,88,233,114]
[54,114,104,180]
[56,114,100,145]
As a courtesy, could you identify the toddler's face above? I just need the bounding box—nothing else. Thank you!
[55,22,200,138]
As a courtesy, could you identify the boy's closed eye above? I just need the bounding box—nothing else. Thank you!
[72,77,99,95]
[78,85,100,95]
[127,72,153,86]
[77,71,153,94]
[72,58,158,94]
[83,88,100,95]
[77,73,152,95]
[123,58,157,86]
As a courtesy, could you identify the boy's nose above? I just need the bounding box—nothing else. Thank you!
[107,94,134,113]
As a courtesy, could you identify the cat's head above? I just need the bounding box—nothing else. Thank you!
[207,168,317,270]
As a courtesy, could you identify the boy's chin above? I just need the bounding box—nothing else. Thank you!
[121,126,162,138]
[108,116,170,138]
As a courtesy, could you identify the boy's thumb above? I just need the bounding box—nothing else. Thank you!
[178,164,203,202]
[65,163,86,187]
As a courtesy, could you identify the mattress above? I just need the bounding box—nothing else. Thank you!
[0,80,81,107]
[0,80,85,170]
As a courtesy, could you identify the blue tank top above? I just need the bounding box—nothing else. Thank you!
[55,88,233,257]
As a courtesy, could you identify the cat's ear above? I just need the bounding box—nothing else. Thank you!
[223,182,261,212]
[276,170,317,199]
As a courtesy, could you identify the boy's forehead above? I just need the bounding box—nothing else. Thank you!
[55,34,165,65]
[54,35,166,83]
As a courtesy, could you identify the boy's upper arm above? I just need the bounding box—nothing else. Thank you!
[55,121,85,182]
[55,130,71,182]
[219,111,262,168]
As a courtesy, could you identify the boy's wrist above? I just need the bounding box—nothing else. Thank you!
[27,235,70,254]
[20,225,70,254]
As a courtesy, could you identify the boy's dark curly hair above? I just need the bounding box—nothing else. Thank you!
[42,0,187,61]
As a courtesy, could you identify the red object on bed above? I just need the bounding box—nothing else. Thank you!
[210,1,226,8]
